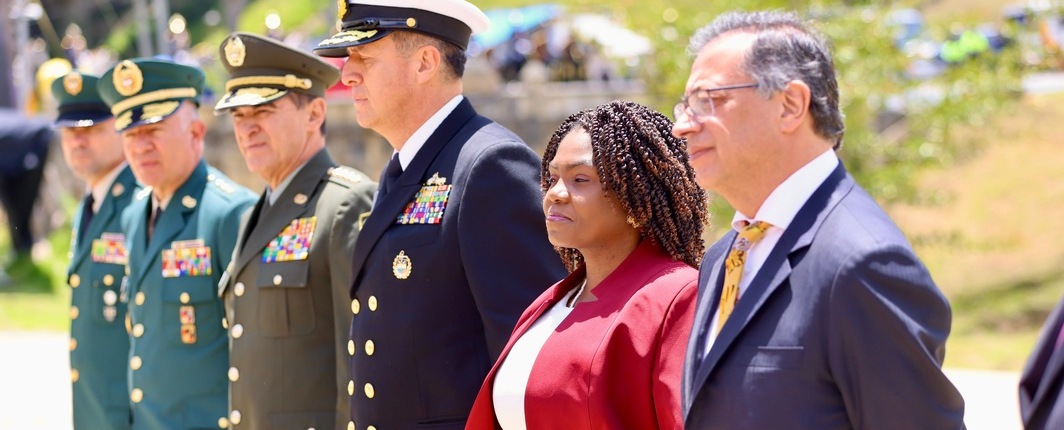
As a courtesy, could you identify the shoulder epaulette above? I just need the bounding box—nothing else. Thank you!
[135,186,154,201]
[328,166,365,187]
[210,176,237,195]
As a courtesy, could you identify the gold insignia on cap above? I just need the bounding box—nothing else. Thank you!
[112,183,125,197]
[393,250,411,280]
[113,60,144,97]
[294,193,308,205]
[182,195,197,208]
[337,0,348,23]
[224,36,246,67]
[406,17,417,27]
[64,72,83,96]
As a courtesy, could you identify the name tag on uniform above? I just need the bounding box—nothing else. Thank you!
[397,173,451,225]
[161,239,212,277]
[92,232,129,265]
[263,216,316,263]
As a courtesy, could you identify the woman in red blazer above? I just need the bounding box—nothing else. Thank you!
[466,101,708,430]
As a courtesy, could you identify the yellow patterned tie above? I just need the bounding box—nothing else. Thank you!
[717,221,771,334]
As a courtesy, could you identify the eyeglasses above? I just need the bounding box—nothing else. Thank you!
[673,83,759,122]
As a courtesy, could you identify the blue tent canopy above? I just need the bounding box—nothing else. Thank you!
[472,4,563,52]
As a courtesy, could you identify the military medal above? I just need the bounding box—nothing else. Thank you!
[392,250,412,279]
[161,239,212,277]
[180,305,196,344]
[262,216,316,263]
[92,232,129,265]
[102,290,118,322]
[396,172,451,224]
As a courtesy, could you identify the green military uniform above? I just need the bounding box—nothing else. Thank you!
[54,71,139,430]
[98,59,257,430]
[214,32,377,429]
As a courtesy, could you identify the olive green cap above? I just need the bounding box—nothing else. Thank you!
[51,72,112,128]
[97,58,206,132]
[215,32,340,111]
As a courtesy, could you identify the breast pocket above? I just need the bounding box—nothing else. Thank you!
[161,276,222,346]
[729,345,805,371]
[256,261,313,337]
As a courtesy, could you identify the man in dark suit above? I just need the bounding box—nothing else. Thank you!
[0,109,51,260]
[214,32,376,429]
[98,58,256,429]
[315,0,566,428]
[52,71,138,430]
[671,11,966,429]
[1020,296,1064,429]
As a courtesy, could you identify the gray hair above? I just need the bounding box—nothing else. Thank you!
[688,10,844,148]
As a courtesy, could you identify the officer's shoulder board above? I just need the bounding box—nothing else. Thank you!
[327,165,366,189]
[209,175,238,195]
[135,186,154,201]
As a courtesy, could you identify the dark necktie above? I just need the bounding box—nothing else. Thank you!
[376,154,403,203]
[77,194,95,244]
[148,204,163,240]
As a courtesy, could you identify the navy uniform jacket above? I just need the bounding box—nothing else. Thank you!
[1020,296,1064,430]
[348,98,565,429]
[69,166,138,430]
[682,163,966,429]
[121,160,255,430]
[220,149,375,429]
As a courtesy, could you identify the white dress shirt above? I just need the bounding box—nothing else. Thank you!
[492,288,581,430]
[395,95,464,170]
[702,150,839,357]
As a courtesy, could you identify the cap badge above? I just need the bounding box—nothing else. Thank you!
[224,36,246,67]
[63,72,83,96]
[337,0,348,23]
[392,250,412,280]
[113,60,144,97]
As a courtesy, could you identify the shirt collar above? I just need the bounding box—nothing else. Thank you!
[88,162,128,213]
[396,95,464,170]
[731,149,839,231]
[266,159,310,206]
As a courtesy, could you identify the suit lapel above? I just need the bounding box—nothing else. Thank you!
[1024,298,1064,418]
[233,150,333,276]
[349,99,479,290]
[130,196,152,282]
[691,163,850,394]
[141,161,208,276]
[70,167,136,275]
[69,198,94,271]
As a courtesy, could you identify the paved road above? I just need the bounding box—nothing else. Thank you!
[0,331,1024,429]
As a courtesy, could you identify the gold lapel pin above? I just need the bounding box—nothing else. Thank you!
[294,193,308,205]
[182,195,197,208]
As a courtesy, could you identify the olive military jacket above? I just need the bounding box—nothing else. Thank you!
[121,160,255,430]
[69,165,138,430]
[219,149,375,429]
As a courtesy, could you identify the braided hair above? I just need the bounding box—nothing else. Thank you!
[542,100,708,270]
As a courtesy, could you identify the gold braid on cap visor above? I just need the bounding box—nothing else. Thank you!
[110,88,198,115]
[225,74,313,92]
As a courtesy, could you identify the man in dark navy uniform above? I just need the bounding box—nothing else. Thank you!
[316,1,566,428]
[53,70,138,430]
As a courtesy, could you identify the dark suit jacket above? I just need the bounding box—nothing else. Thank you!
[466,239,696,430]
[122,160,255,430]
[1020,296,1064,430]
[348,98,565,429]
[220,149,375,430]
[682,163,966,429]
[69,166,138,430]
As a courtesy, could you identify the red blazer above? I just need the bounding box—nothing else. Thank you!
[466,239,697,430]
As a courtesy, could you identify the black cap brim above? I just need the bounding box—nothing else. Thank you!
[54,104,113,128]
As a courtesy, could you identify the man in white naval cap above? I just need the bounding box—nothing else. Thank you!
[316,1,565,429]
